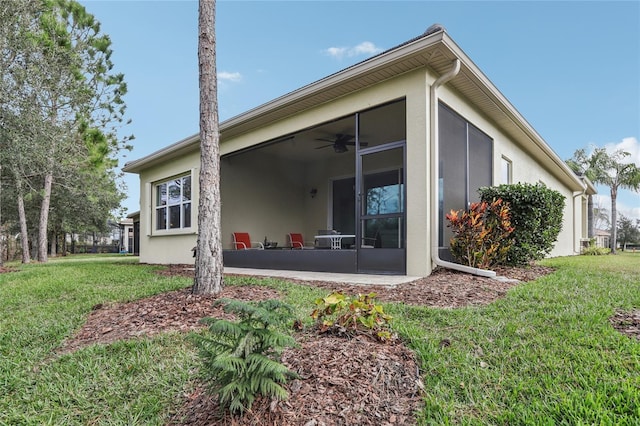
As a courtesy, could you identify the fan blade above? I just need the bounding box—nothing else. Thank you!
[315,144,333,149]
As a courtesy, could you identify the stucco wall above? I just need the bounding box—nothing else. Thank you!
[137,150,199,264]
[133,65,584,270]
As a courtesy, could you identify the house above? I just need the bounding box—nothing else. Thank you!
[118,218,135,254]
[123,25,595,277]
[594,229,611,249]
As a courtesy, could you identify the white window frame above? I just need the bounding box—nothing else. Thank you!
[154,173,192,232]
[501,156,512,184]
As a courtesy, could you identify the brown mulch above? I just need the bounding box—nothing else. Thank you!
[609,309,640,341]
[169,335,422,426]
[30,262,636,424]
[57,285,281,355]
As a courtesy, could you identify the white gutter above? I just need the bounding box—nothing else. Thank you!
[429,58,496,278]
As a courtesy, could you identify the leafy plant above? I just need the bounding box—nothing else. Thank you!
[581,239,611,255]
[446,198,515,269]
[311,292,394,341]
[479,183,565,266]
[195,299,298,415]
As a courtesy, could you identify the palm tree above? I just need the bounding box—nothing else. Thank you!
[570,147,640,254]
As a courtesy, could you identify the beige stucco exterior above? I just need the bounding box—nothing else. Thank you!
[124,27,593,276]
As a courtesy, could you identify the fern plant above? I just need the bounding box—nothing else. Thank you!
[195,299,298,415]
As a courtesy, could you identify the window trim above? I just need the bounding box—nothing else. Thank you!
[152,173,193,235]
[501,155,513,184]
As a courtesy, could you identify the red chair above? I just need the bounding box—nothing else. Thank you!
[232,232,264,250]
[288,233,314,249]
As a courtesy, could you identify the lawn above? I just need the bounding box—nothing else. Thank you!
[0,253,638,425]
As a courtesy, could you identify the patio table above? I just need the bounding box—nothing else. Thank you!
[313,234,356,250]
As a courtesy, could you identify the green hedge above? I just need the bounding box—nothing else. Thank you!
[479,183,565,266]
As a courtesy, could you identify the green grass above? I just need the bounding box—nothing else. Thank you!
[0,253,638,424]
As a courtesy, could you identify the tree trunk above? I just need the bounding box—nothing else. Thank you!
[37,172,53,262]
[50,231,57,257]
[192,0,224,294]
[192,0,223,294]
[14,174,31,264]
[610,187,618,254]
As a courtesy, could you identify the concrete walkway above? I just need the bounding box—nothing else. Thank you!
[224,267,422,287]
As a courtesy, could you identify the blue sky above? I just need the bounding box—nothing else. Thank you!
[79,0,640,224]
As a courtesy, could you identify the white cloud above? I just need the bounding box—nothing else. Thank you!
[324,41,383,59]
[218,71,242,83]
[325,46,348,58]
[351,41,382,56]
[604,136,640,166]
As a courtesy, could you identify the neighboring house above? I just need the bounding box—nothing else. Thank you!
[118,218,135,254]
[126,211,140,256]
[123,25,595,277]
[594,229,611,249]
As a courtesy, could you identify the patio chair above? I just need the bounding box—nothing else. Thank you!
[288,233,314,249]
[361,230,381,249]
[232,232,264,250]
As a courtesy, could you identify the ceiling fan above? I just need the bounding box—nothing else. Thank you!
[315,133,368,153]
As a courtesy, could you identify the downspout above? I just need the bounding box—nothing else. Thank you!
[572,189,587,254]
[429,59,496,277]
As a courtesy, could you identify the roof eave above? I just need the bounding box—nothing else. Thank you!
[122,133,200,173]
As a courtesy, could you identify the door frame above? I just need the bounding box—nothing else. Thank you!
[356,139,407,274]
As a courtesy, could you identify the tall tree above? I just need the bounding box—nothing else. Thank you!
[616,215,640,250]
[193,0,223,294]
[570,147,640,254]
[1,0,132,262]
[0,0,40,263]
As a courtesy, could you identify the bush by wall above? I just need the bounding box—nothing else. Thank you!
[479,183,565,266]
[446,199,515,269]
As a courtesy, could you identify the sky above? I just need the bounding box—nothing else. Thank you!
[79,0,640,225]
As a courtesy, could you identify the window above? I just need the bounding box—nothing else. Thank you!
[501,156,512,184]
[155,174,191,230]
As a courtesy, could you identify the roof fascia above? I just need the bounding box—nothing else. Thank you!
[122,133,199,173]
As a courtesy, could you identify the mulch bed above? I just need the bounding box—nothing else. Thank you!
[57,285,281,355]
[609,309,640,341]
[5,262,633,424]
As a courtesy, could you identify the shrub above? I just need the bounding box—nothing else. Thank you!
[479,183,565,266]
[311,291,394,342]
[195,299,298,415]
[582,246,611,255]
[581,239,611,255]
[446,198,515,269]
